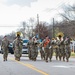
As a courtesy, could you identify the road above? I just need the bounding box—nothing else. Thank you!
[0,54,75,75]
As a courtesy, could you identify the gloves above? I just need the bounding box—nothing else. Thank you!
[42,47,44,51]
[49,46,52,49]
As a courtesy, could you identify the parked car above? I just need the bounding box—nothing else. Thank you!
[22,39,29,54]
[1,43,14,54]
[0,46,1,53]
[8,43,14,54]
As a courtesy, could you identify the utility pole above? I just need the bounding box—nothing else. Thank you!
[23,22,26,38]
[37,14,39,39]
[27,26,30,38]
[53,18,55,38]
[31,26,33,37]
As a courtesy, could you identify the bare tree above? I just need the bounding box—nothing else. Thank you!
[34,22,49,39]
[60,4,75,20]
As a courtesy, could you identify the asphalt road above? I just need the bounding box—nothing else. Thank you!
[0,54,75,75]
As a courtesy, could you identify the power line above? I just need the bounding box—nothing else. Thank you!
[0,26,21,27]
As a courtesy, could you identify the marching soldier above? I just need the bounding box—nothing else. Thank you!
[1,36,9,61]
[27,37,33,60]
[39,42,45,60]
[43,36,50,62]
[49,38,55,62]
[54,37,59,60]
[13,32,23,61]
[57,32,65,61]
[64,37,71,62]
[31,37,39,61]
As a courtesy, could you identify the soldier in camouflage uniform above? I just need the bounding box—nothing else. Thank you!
[57,36,65,61]
[64,37,71,62]
[54,38,60,60]
[27,37,33,60]
[13,34,23,61]
[43,36,50,62]
[39,42,45,60]
[1,36,9,61]
[49,38,55,62]
[31,38,39,61]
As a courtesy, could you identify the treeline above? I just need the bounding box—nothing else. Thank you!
[0,4,75,44]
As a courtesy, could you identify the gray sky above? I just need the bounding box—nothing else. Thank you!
[0,0,75,35]
[5,0,37,6]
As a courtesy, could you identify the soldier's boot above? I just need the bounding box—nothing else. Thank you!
[50,58,52,62]
[3,59,5,61]
[46,58,48,62]
[15,57,17,60]
[56,57,58,60]
[15,57,19,61]
[3,57,5,61]
[29,57,31,60]
[63,57,65,62]
[56,56,58,60]
[41,55,43,60]
[66,58,69,62]
[5,58,7,61]
[59,56,61,61]
[49,56,52,62]
[17,58,20,61]
[34,58,36,61]
[44,56,45,60]
[5,56,8,61]
[32,58,34,61]
[46,60,48,62]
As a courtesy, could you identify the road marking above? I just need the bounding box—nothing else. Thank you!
[9,57,49,75]
[52,65,75,68]
[53,65,69,68]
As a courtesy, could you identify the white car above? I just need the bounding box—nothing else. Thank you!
[22,39,29,54]
[0,46,1,53]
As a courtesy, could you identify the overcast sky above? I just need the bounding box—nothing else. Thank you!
[0,0,75,35]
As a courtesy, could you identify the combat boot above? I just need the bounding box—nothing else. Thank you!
[17,58,20,61]
[15,57,17,60]
[3,59,5,61]
[46,60,48,62]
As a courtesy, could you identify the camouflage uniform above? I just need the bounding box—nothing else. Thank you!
[54,39,60,60]
[13,37,23,61]
[39,43,45,60]
[64,38,71,62]
[49,39,55,62]
[58,40,65,61]
[1,36,9,61]
[27,39,33,60]
[43,38,50,62]
[31,39,39,61]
